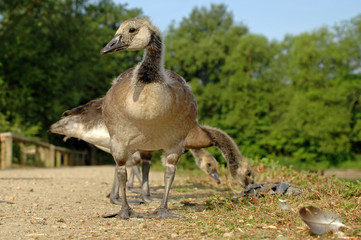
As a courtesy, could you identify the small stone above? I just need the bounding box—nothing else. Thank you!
[285,187,304,196]
[276,182,291,195]
[170,233,178,238]
[223,232,234,238]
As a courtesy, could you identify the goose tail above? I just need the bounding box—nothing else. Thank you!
[49,114,83,139]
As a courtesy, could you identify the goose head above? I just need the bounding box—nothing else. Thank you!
[199,152,221,184]
[234,159,255,188]
[101,17,161,54]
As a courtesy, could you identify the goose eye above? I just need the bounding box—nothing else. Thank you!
[129,28,136,33]
[246,171,252,177]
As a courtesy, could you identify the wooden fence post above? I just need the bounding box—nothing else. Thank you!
[49,145,55,167]
[1,133,13,169]
[56,151,62,167]
[19,142,27,166]
[0,135,4,169]
[63,153,69,166]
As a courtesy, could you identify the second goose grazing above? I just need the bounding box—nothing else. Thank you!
[99,17,198,219]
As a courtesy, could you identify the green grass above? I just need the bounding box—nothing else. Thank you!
[177,157,361,239]
[274,155,361,170]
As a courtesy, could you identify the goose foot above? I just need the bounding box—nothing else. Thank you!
[128,187,140,193]
[106,189,141,197]
[103,208,141,219]
[146,207,184,219]
[141,195,162,203]
[109,196,144,205]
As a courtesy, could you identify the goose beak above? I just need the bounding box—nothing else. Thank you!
[209,170,221,184]
[100,34,124,55]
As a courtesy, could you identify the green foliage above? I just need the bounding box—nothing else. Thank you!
[165,5,361,168]
[165,4,248,84]
[1,1,361,168]
[0,112,40,137]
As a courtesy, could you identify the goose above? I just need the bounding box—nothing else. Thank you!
[102,17,197,219]
[51,17,253,218]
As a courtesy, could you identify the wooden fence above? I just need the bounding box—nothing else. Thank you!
[0,132,87,169]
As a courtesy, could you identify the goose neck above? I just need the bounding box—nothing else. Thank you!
[137,35,164,83]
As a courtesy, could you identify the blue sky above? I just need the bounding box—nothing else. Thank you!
[115,0,361,41]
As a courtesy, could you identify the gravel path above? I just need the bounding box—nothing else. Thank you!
[0,166,222,240]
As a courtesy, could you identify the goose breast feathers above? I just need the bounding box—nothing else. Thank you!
[102,68,197,151]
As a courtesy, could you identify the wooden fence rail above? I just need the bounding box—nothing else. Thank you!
[0,132,87,169]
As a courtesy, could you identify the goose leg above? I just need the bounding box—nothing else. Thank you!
[140,154,162,203]
[147,151,184,218]
[133,165,142,185]
[127,165,141,191]
[126,166,135,188]
[104,165,142,219]
[127,151,142,191]
[109,167,122,205]
[108,167,144,205]
[141,160,151,200]
[103,145,141,219]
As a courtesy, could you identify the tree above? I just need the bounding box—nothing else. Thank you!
[165,4,248,85]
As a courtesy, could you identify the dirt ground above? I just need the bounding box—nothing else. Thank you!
[1,166,360,240]
[323,169,361,180]
[0,166,226,240]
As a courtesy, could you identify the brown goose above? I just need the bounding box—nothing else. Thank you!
[103,17,196,219]
[51,17,253,218]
